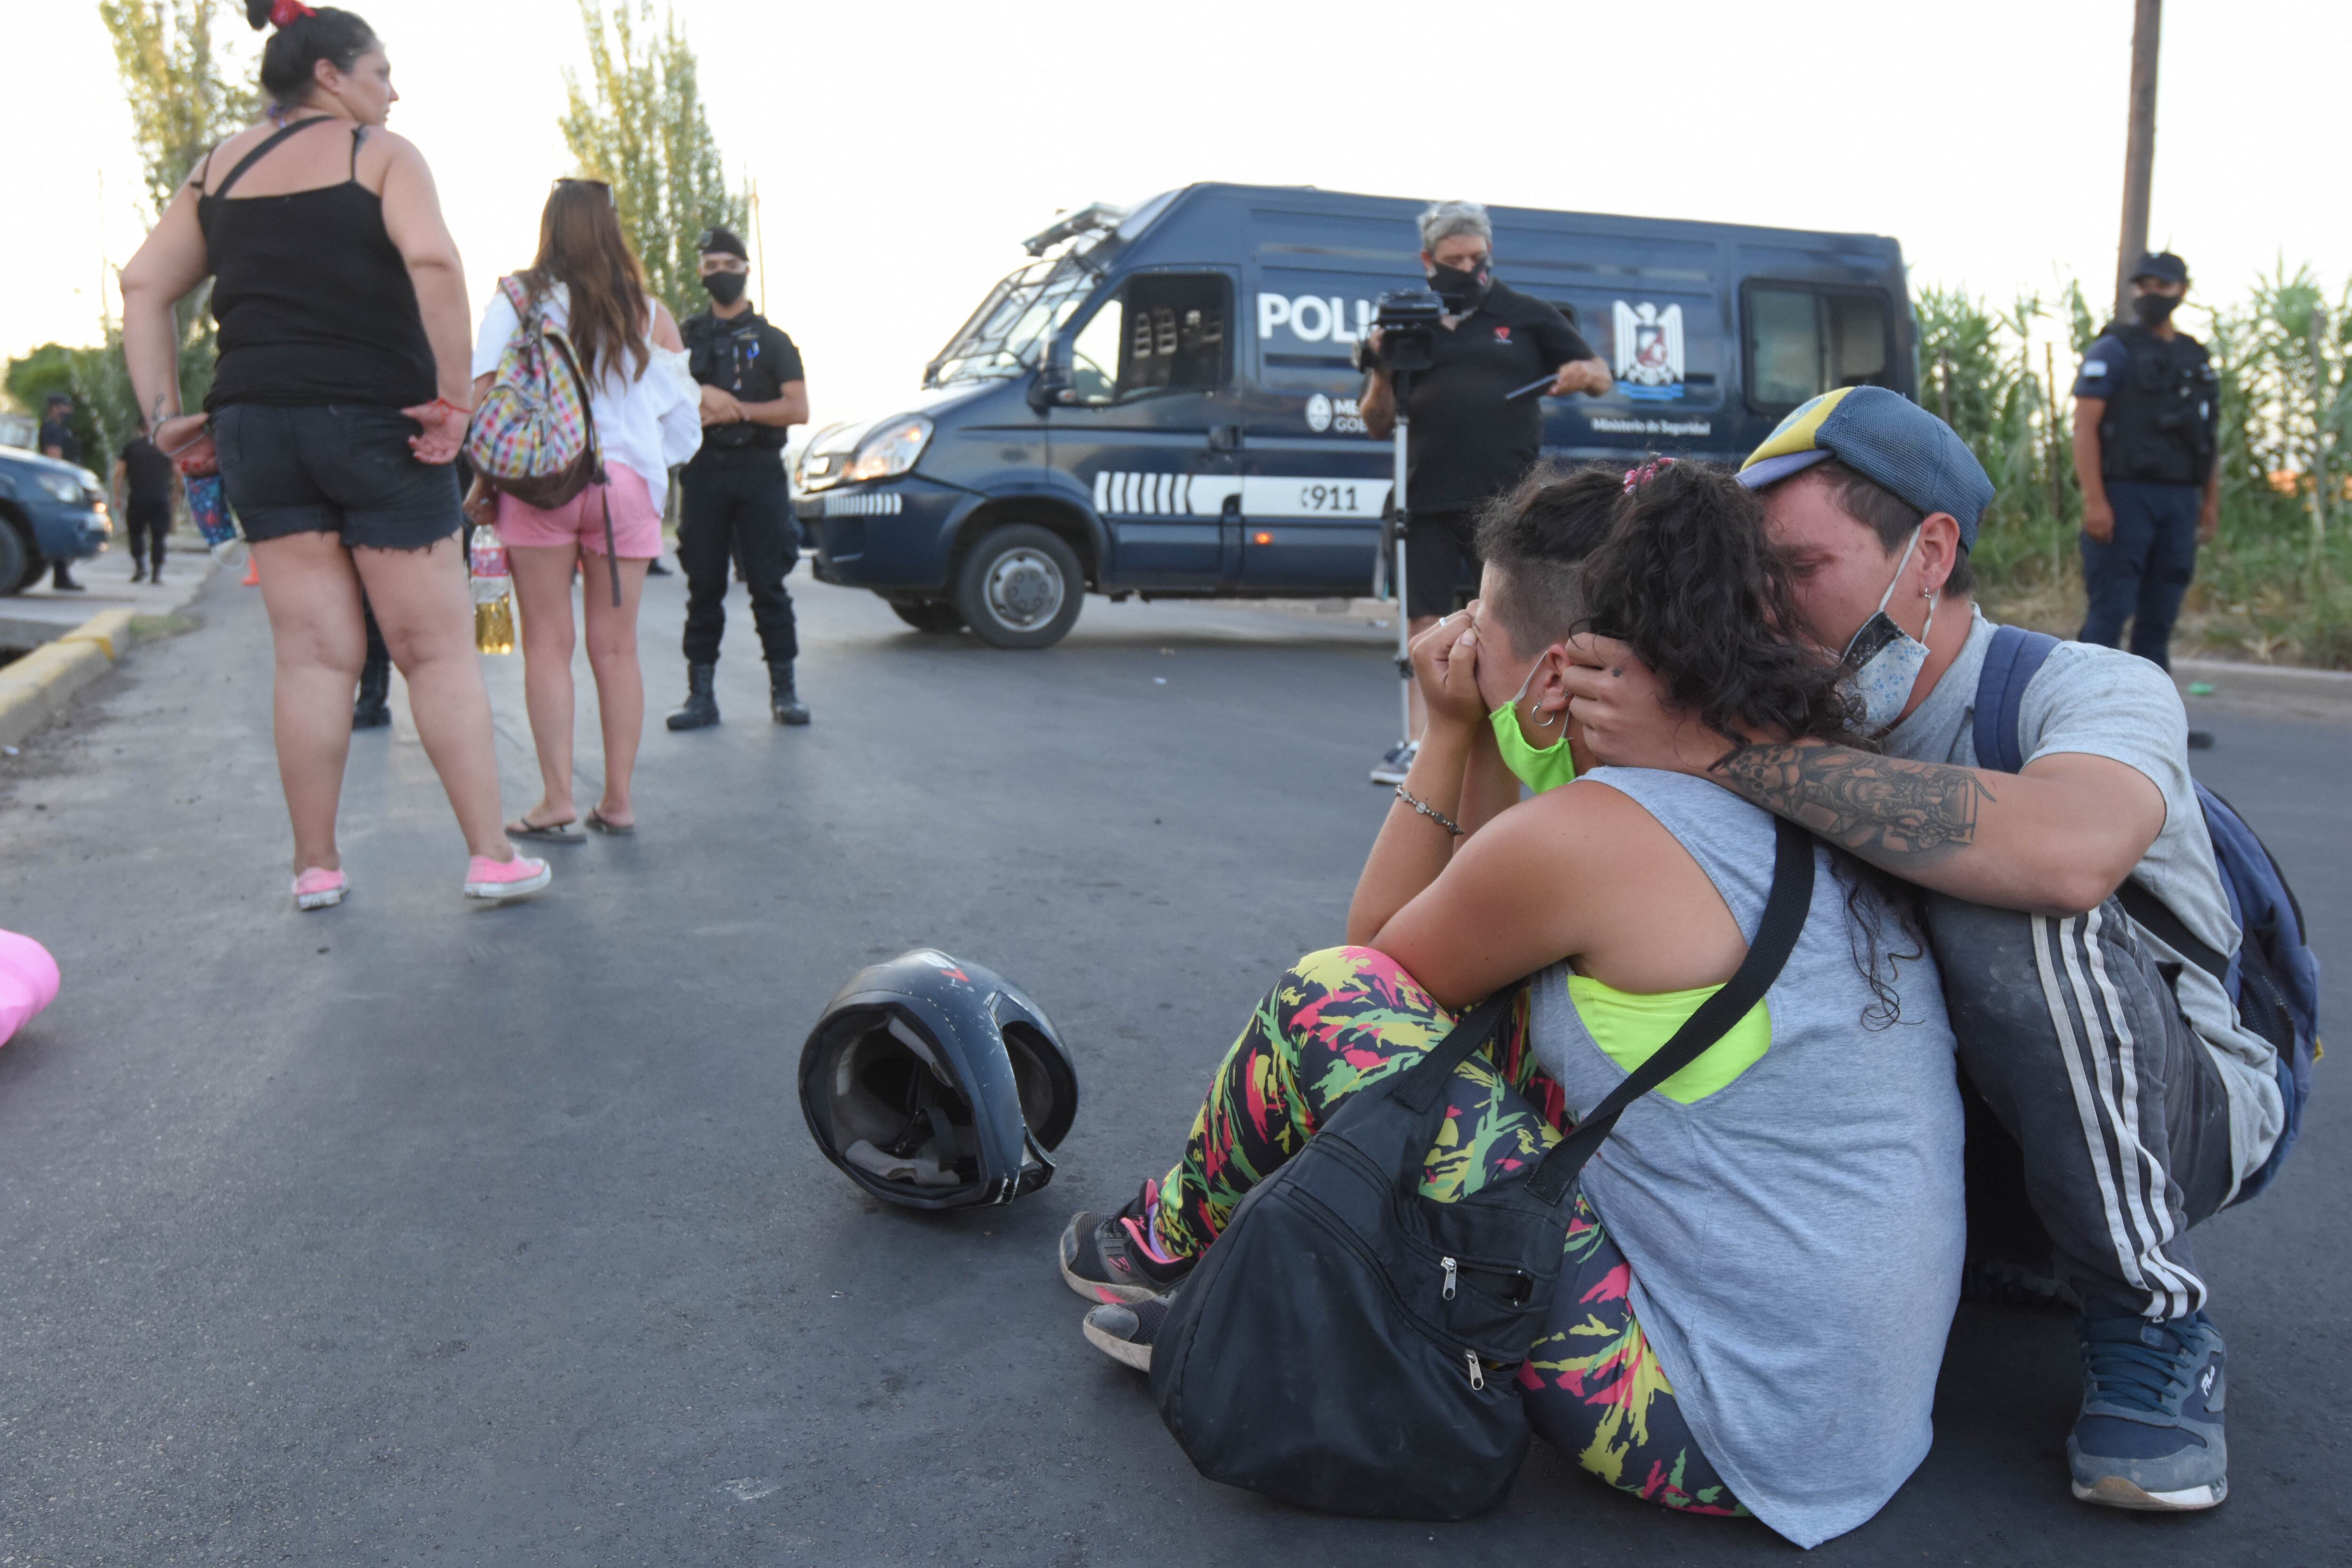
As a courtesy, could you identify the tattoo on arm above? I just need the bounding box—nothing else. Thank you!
[1717,743,1997,863]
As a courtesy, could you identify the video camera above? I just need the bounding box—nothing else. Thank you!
[1354,289,1446,375]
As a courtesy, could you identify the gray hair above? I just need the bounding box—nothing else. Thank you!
[1417,199,1492,253]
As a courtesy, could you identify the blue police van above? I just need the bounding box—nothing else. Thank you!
[797,182,1914,648]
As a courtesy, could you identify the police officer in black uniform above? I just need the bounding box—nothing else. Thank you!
[667,226,811,730]
[1355,199,1611,782]
[2071,251,2221,670]
[37,393,87,592]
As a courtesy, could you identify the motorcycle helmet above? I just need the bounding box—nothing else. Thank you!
[800,949,1079,1210]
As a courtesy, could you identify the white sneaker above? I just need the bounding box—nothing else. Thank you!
[1368,740,1417,786]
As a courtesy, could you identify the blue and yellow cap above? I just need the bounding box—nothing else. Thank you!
[1735,386,1994,551]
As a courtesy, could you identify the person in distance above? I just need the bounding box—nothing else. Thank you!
[469,178,701,840]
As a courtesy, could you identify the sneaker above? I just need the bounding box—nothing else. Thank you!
[1081,1295,1171,1373]
[1368,739,1418,786]
[1059,1180,1194,1305]
[292,866,347,911]
[2068,1310,2228,1511]
[463,853,551,902]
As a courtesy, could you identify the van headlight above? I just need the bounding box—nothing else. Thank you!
[844,416,933,483]
[37,473,83,503]
[797,421,866,491]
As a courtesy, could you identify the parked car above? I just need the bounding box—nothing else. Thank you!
[0,440,111,594]
[797,182,1915,648]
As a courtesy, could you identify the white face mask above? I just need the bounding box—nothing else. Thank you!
[1839,528,1935,734]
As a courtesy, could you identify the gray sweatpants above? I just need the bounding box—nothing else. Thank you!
[1925,892,2235,1320]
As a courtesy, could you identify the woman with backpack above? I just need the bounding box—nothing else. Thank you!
[467,179,701,840]
[116,2,549,910]
[1059,463,1967,1547]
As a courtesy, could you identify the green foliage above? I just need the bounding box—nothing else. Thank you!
[560,0,745,320]
[4,339,138,473]
[96,0,256,218]
[1925,268,2352,668]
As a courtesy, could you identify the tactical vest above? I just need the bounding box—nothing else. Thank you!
[683,310,789,453]
[2097,322,2218,487]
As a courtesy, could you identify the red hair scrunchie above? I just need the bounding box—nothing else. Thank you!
[1621,456,1674,493]
[270,0,317,25]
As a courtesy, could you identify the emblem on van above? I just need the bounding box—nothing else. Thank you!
[1304,393,1333,433]
[1613,301,1685,402]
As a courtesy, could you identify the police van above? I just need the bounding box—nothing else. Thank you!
[797,183,1914,648]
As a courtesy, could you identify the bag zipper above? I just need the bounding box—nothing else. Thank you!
[1441,1256,1458,1299]
[1465,1350,1485,1391]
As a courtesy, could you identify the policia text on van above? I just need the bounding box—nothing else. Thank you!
[795,184,1915,649]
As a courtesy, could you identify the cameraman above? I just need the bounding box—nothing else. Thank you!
[1359,200,1610,784]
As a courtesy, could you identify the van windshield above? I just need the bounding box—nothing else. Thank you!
[926,255,1099,387]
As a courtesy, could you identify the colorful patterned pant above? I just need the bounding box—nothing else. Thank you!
[1151,946,1745,1517]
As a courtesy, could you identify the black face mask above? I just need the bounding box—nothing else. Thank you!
[1428,259,1486,307]
[2134,291,2181,326]
[701,269,748,306]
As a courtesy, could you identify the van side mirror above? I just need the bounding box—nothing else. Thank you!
[1030,339,1075,413]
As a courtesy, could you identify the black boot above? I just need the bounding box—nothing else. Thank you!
[768,661,810,726]
[667,661,720,731]
[351,654,392,730]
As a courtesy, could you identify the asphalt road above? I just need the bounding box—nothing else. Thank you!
[1,567,2346,1566]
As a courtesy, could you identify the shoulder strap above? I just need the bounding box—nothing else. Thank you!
[2117,881,2226,980]
[1524,816,1816,1205]
[1972,625,2060,774]
[350,123,366,179]
[207,116,335,202]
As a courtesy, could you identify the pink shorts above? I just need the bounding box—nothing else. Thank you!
[494,462,664,557]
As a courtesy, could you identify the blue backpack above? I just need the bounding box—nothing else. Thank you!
[1974,626,2321,1202]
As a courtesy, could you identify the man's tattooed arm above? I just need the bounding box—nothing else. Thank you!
[1715,742,1998,864]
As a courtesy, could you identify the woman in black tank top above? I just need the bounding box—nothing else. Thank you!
[117,4,551,911]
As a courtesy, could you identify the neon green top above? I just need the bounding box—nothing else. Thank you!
[1564,974,1771,1104]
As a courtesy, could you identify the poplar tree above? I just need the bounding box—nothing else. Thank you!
[560,0,747,319]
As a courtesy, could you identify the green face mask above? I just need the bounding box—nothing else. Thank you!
[1490,664,1576,794]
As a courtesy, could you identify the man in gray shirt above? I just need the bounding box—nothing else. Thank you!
[1559,387,2278,1515]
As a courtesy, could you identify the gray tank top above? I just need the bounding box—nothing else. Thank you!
[1529,768,1964,1548]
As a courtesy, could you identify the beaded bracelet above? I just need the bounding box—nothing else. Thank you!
[1394,783,1463,836]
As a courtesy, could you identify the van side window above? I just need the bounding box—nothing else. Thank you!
[1068,274,1231,405]
[1744,284,1892,412]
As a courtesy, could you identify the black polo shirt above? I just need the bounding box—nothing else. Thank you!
[120,435,176,509]
[1402,279,1594,514]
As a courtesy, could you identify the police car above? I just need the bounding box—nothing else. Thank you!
[797,183,1915,648]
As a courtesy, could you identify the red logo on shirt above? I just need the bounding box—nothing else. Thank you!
[1493,326,1512,343]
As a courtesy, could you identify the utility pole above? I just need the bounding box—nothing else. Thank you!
[2114,0,2162,319]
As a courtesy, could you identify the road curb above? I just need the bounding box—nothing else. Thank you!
[0,607,141,750]
[2175,656,2352,714]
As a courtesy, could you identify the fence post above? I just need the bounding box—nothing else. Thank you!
[2310,305,2331,566]
[2046,341,2067,579]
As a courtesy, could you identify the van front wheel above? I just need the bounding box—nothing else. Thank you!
[954,525,1083,649]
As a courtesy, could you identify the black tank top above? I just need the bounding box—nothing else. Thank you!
[198,117,437,412]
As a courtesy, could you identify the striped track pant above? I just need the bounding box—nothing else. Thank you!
[1925,892,2235,1320]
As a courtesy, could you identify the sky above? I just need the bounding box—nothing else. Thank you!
[3,0,2345,433]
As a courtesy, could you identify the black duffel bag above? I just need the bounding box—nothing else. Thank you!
[1148,817,1813,1520]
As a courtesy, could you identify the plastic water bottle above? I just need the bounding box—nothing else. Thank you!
[469,531,515,654]
[184,471,249,570]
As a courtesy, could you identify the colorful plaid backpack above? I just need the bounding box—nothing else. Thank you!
[464,276,604,510]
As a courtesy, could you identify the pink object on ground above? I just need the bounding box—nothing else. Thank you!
[464,853,551,902]
[292,866,348,911]
[0,929,61,1046]
[493,462,663,558]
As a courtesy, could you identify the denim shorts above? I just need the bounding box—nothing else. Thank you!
[213,402,461,551]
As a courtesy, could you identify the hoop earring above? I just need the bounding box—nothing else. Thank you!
[1536,701,1562,729]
